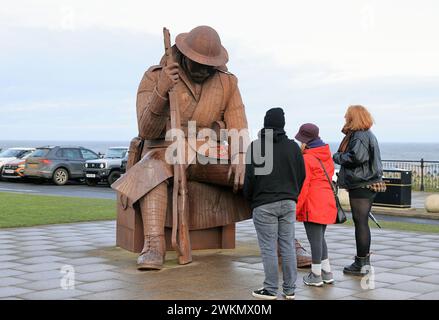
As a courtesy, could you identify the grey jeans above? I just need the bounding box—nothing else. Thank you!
[252,200,297,295]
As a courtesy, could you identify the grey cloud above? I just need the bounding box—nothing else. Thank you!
[1,27,438,142]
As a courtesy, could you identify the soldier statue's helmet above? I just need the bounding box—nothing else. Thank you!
[175,26,229,67]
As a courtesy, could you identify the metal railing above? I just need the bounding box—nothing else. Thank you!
[382,159,439,191]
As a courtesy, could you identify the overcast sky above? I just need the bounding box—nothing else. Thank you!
[1,0,439,142]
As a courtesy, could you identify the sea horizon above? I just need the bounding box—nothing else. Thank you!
[1,139,439,161]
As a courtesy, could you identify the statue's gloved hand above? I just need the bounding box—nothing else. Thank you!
[157,62,180,96]
[228,153,246,193]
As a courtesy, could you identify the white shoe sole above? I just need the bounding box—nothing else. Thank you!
[323,279,335,284]
[252,292,277,300]
[303,279,324,287]
[283,294,296,300]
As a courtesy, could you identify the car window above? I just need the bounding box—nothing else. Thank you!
[31,148,50,158]
[62,148,83,160]
[21,151,35,159]
[18,150,34,159]
[0,149,23,157]
[106,148,128,159]
[81,149,99,160]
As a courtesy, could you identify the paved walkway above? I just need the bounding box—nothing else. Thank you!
[1,220,439,300]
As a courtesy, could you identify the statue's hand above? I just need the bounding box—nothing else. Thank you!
[157,62,179,96]
[228,153,246,193]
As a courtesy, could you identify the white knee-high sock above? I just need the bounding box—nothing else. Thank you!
[321,259,331,272]
[311,264,322,276]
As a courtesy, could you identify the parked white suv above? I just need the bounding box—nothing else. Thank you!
[84,147,128,186]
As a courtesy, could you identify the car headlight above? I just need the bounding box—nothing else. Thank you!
[99,163,105,169]
[85,163,88,168]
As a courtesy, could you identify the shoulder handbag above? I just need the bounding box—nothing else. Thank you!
[315,157,347,224]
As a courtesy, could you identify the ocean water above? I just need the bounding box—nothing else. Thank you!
[327,142,439,161]
[1,140,439,161]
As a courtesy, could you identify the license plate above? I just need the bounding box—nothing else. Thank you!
[4,169,14,174]
[86,174,96,178]
[29,163,38,168]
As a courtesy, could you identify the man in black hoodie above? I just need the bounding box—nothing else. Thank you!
[244,107,306,300]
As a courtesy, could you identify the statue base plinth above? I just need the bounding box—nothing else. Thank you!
[116,193,236,254]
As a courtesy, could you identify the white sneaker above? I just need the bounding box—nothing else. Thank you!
[283,292,296,300]
[322,270,335,284]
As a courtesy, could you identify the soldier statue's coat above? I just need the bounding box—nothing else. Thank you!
[112,26,312,270]
[113,45,251,231]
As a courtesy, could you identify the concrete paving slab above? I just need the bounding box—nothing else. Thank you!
[417,275,439,285]
[0,287,32,298]
[391,267,439,277]
[387,281,439,294]
[413,291,439,299]
[19,288,90,300]
[0,277,28,286]
[354,288,420,300]
[1,219,439,300]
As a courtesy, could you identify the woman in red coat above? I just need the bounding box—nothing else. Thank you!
[295,123,337,287]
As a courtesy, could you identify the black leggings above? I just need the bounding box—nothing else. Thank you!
[303,222,328,264]
[349,188,376,257]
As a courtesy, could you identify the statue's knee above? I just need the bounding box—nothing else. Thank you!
[139,182,168,213]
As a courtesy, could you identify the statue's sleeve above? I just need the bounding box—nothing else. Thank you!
[224,75,248,131]
[136,68,169,139]
[224,75,249,155]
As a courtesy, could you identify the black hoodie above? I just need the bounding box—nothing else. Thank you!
[243,128,306,210]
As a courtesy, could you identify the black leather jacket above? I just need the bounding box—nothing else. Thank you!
[333,130,383,189]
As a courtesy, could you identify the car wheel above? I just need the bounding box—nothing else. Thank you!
[53,168,69,185]
[108,171,121,186]
[86,178,98,186]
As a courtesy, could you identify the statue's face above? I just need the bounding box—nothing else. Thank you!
[182,56,215,83]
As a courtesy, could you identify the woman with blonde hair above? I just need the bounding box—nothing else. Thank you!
[333,105,384,276]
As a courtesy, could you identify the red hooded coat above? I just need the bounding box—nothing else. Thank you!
[297,144,337,224]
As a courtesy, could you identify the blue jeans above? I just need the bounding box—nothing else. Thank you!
[253,200,297,295]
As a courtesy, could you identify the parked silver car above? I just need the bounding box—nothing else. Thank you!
[0,147,35,174]
[1,151,35,180]
[24,146,100,185]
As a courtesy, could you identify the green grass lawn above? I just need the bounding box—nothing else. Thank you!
[1,191,439,233]
[0,192,116,228]
[343,218,439,234]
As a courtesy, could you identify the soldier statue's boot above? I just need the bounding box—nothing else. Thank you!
[137,183,167,271]
[137,235,166,270]
[295,239,312,268]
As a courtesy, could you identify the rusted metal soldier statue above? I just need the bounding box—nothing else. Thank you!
[113,25,311,270]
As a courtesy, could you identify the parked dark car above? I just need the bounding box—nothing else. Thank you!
[84,147,128,186]
[24,146,100,185]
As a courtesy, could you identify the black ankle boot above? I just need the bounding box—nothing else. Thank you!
[343,255,371,276]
